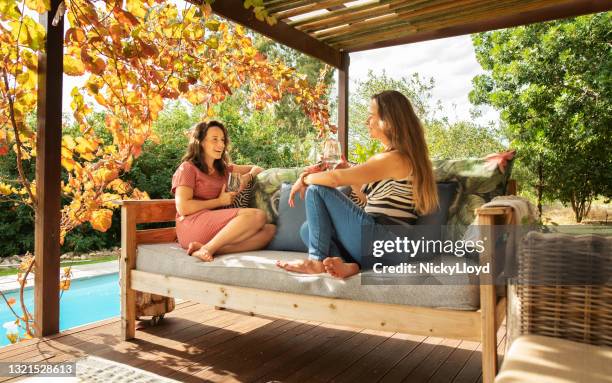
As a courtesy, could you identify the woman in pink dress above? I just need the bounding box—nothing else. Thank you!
[172,120,275,261]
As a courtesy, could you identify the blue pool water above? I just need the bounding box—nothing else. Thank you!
[0,273,119,346]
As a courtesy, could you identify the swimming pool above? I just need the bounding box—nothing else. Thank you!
[0,273,119,347]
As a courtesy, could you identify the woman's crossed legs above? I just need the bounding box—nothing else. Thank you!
[189,208,275,261]
[277,185,376,279]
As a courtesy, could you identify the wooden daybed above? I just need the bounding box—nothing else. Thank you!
[120,199,514,383]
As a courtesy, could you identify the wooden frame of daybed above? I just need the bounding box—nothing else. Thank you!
[120,185,516,383]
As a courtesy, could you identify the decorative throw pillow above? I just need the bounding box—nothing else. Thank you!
[433,150,516,240]
[229,179,254,208]
[250,167,305,223]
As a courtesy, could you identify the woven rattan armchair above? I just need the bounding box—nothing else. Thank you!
[514,231,611,346]
[496,231,612,383]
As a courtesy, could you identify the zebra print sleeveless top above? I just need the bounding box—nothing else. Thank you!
[350,177,418,223]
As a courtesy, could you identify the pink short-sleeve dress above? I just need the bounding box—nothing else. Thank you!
[171,161,239,249]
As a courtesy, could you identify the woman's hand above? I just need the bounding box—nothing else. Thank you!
[237,165,263,192]
[288,173,307,208]
[249,166,264,177]
[334,155,352,170]
[238,173,252,192]
[218,184,236,206]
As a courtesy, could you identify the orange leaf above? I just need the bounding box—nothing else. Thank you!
[113,7,139,27]
[90,209,113,232]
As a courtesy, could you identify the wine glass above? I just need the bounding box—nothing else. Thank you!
[322,137,342,170]
[226,172,241,192]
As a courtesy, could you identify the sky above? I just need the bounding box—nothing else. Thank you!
[347,35,499,124]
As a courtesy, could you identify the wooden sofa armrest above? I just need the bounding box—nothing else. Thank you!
[119,199,177,224]
[120,199,177,339]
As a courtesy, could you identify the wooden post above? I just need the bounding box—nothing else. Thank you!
[121,205,137,339]
[337,52,349,159]
[34,0,64,337]
[478,212,498,383]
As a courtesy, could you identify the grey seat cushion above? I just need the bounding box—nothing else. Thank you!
[136,243,480,310]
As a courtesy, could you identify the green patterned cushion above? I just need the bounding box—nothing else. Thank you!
[433,151,515,240]
[250,167,305,223]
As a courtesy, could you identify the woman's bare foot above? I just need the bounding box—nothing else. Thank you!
[187,241,204,255]
[323,257,360,279]
[192,247,214,262]
[276,259,325,274]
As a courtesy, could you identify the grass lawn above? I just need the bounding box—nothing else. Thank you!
[0,255,118,277]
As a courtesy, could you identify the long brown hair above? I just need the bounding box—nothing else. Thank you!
[372,90,438,215]
[181,120,231,176]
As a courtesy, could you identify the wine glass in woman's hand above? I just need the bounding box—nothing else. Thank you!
[226,172,241,192]
[322,138,342,170]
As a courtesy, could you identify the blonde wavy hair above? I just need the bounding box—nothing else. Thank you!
[372,90,438,215]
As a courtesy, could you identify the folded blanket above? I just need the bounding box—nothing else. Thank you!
[463,195,537,273]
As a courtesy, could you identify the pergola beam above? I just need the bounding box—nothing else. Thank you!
[337,52,349,159]
[35,0,63,336]
[204,0,343,68]
[347,0,612,52]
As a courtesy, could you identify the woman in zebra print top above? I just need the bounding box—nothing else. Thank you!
[277,90,438,278]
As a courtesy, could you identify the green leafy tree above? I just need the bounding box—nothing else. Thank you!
[427,120,504,159]
[470,13,612,221]
[346,70,503,164]
[347,70,437,163]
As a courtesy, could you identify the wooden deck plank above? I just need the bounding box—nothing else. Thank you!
[399,337,462,382]
[127,316,294,378]
[168,319,313,381]
[0,303,506,382]
[454,325,506,383]
[218,323,360,383]
[428,340,481,383]
[378,336,446,383]
[332,332,427,383]
[285,329,392,383]
[191,321,330,382]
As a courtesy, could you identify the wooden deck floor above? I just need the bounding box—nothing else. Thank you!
[0,302,505,382]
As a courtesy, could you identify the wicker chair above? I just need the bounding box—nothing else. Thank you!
[496,231,612,383]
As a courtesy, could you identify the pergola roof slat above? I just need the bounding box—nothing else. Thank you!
[345,0,612,51]
[294,0,434,33]
[324,0,536,46]
[271,0,350,20]
[265,0,315,14]
[312,0,492,41]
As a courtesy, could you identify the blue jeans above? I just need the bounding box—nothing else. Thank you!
[299,185,397,266]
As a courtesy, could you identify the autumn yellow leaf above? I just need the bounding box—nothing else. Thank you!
[62,135,76,150]
[7,297,16,306]
[205,37,218,49]
[59,280,71,291]
[0,183,12,195]
[25,0,50,14]
[126,0,147,19]
[90,209,113,232]
[0,0,22,21]
[64,55,85,76]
